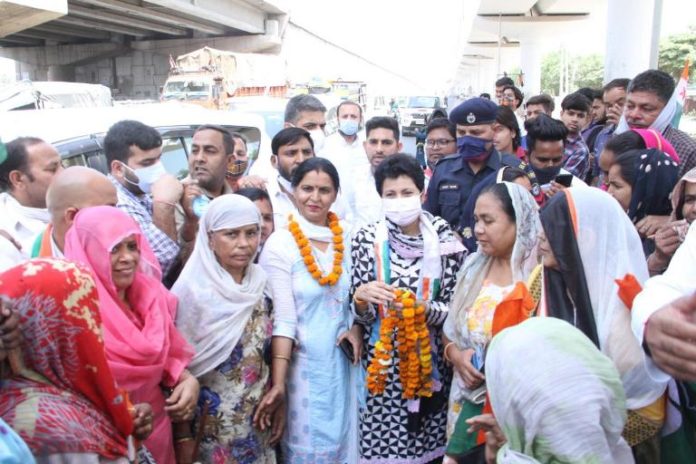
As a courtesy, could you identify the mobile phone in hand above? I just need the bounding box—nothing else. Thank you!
[339,338,355,363]
[554,173,573,187]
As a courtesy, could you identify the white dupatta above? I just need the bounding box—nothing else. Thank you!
[172,194,267,377]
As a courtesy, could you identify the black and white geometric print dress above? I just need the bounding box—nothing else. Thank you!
[350,216,463,464]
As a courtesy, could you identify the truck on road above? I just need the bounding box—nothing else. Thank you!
[160,47,287,109]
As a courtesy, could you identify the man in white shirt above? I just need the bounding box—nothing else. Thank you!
[284,94,328,153]
[32,166,118,259]
[352,117,403,232]
[323,101,368,215]
[266,127,316,228]
[0,137,63,269]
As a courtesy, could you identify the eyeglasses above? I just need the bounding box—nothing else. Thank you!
[425,139,455,148]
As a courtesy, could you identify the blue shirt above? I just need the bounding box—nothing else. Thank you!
[424,150,522,229]
[109,175,180,277]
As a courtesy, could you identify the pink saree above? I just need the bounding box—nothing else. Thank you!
[64,206,194,464]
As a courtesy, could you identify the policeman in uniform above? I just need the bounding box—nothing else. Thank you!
[424,97,540,233]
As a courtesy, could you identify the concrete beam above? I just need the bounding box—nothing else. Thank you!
[34,22,110,40]
[238,0,287,15]
[0,0,68,37]
[131,33,282,57]
[0,36,43,46]
[0,40,128,66]
[478,13,588,22]
[55,15,150,37]
[145,0,266,33]
[15,29,79,43]
[74,0,226,35]
[468,41,520,48]
[68,4,187,36]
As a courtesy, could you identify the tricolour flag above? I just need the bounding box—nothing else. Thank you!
[672,58,690,129]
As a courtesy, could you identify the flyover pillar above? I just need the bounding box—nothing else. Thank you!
[519,37,543,98]
[604,0,661,82]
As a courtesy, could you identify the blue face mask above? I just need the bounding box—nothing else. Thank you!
[456,135,491,162]
[339,119,360,136]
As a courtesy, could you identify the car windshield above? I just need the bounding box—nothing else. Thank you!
[407,96,438,108]
[163,80,210,94]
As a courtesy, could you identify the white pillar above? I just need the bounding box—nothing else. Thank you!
[604,0,657,82]
[519,38,543,98]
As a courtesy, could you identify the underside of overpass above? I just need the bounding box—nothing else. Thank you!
[0,0,425,99]
[0,0,287,47]
[0,0,289,98]
[455,0,660,96]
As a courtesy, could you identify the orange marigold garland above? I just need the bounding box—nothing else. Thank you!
[366,289,433,399]
[288,212,344,286]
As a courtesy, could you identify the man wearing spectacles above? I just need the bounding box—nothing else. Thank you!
[424,118,457,183]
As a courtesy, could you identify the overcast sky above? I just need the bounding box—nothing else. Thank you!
[290,0,695,89]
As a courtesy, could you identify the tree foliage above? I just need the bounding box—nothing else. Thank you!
[658,25,696,79]
[540,50,604,96]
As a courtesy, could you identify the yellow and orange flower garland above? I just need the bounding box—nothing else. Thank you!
[367,289,433,399]
[288,212,344,286]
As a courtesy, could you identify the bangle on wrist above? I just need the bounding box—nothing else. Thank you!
[175,437,194,444]
[273,354,291,362]
[443,342,456,363]
[353,294,367,306]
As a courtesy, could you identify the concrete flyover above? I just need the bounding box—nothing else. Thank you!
[452,0,662,98]
[0,0,289,98]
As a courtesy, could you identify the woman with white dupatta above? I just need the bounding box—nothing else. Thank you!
[442,182,541,461]
[172,194,280,463]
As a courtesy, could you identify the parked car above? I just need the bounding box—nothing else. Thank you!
[0,102,270,179]
[400,96,444,136]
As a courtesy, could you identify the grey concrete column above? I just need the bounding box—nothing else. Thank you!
[604,0,661,82]
[47,64,75,81]
[519,38,543,98]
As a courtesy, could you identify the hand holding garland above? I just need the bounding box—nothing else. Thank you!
[366,289,434,399]
[353,281,395,313]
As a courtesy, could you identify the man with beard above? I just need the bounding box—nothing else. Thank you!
[177,124,236,246]
[265,127,316,228]
[351,116,403,231]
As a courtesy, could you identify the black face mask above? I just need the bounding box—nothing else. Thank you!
[533,164,562,185]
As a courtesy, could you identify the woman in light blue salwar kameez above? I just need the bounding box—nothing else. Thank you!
[259,156,360,463]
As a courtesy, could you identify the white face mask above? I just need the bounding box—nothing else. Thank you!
[309,129,326,152]
[382,195,422,227]
[121,161,167,194]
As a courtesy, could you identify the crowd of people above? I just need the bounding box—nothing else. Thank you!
[0,66,695,464]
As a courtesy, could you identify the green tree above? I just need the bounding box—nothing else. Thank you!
[574,54,604,90]
[540,50,604,96]
[540,50,561,95]
[658,25,696,79]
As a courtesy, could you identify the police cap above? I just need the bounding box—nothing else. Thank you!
[449,97,497,126]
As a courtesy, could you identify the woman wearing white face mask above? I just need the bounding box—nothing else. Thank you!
[351,154,465,463]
